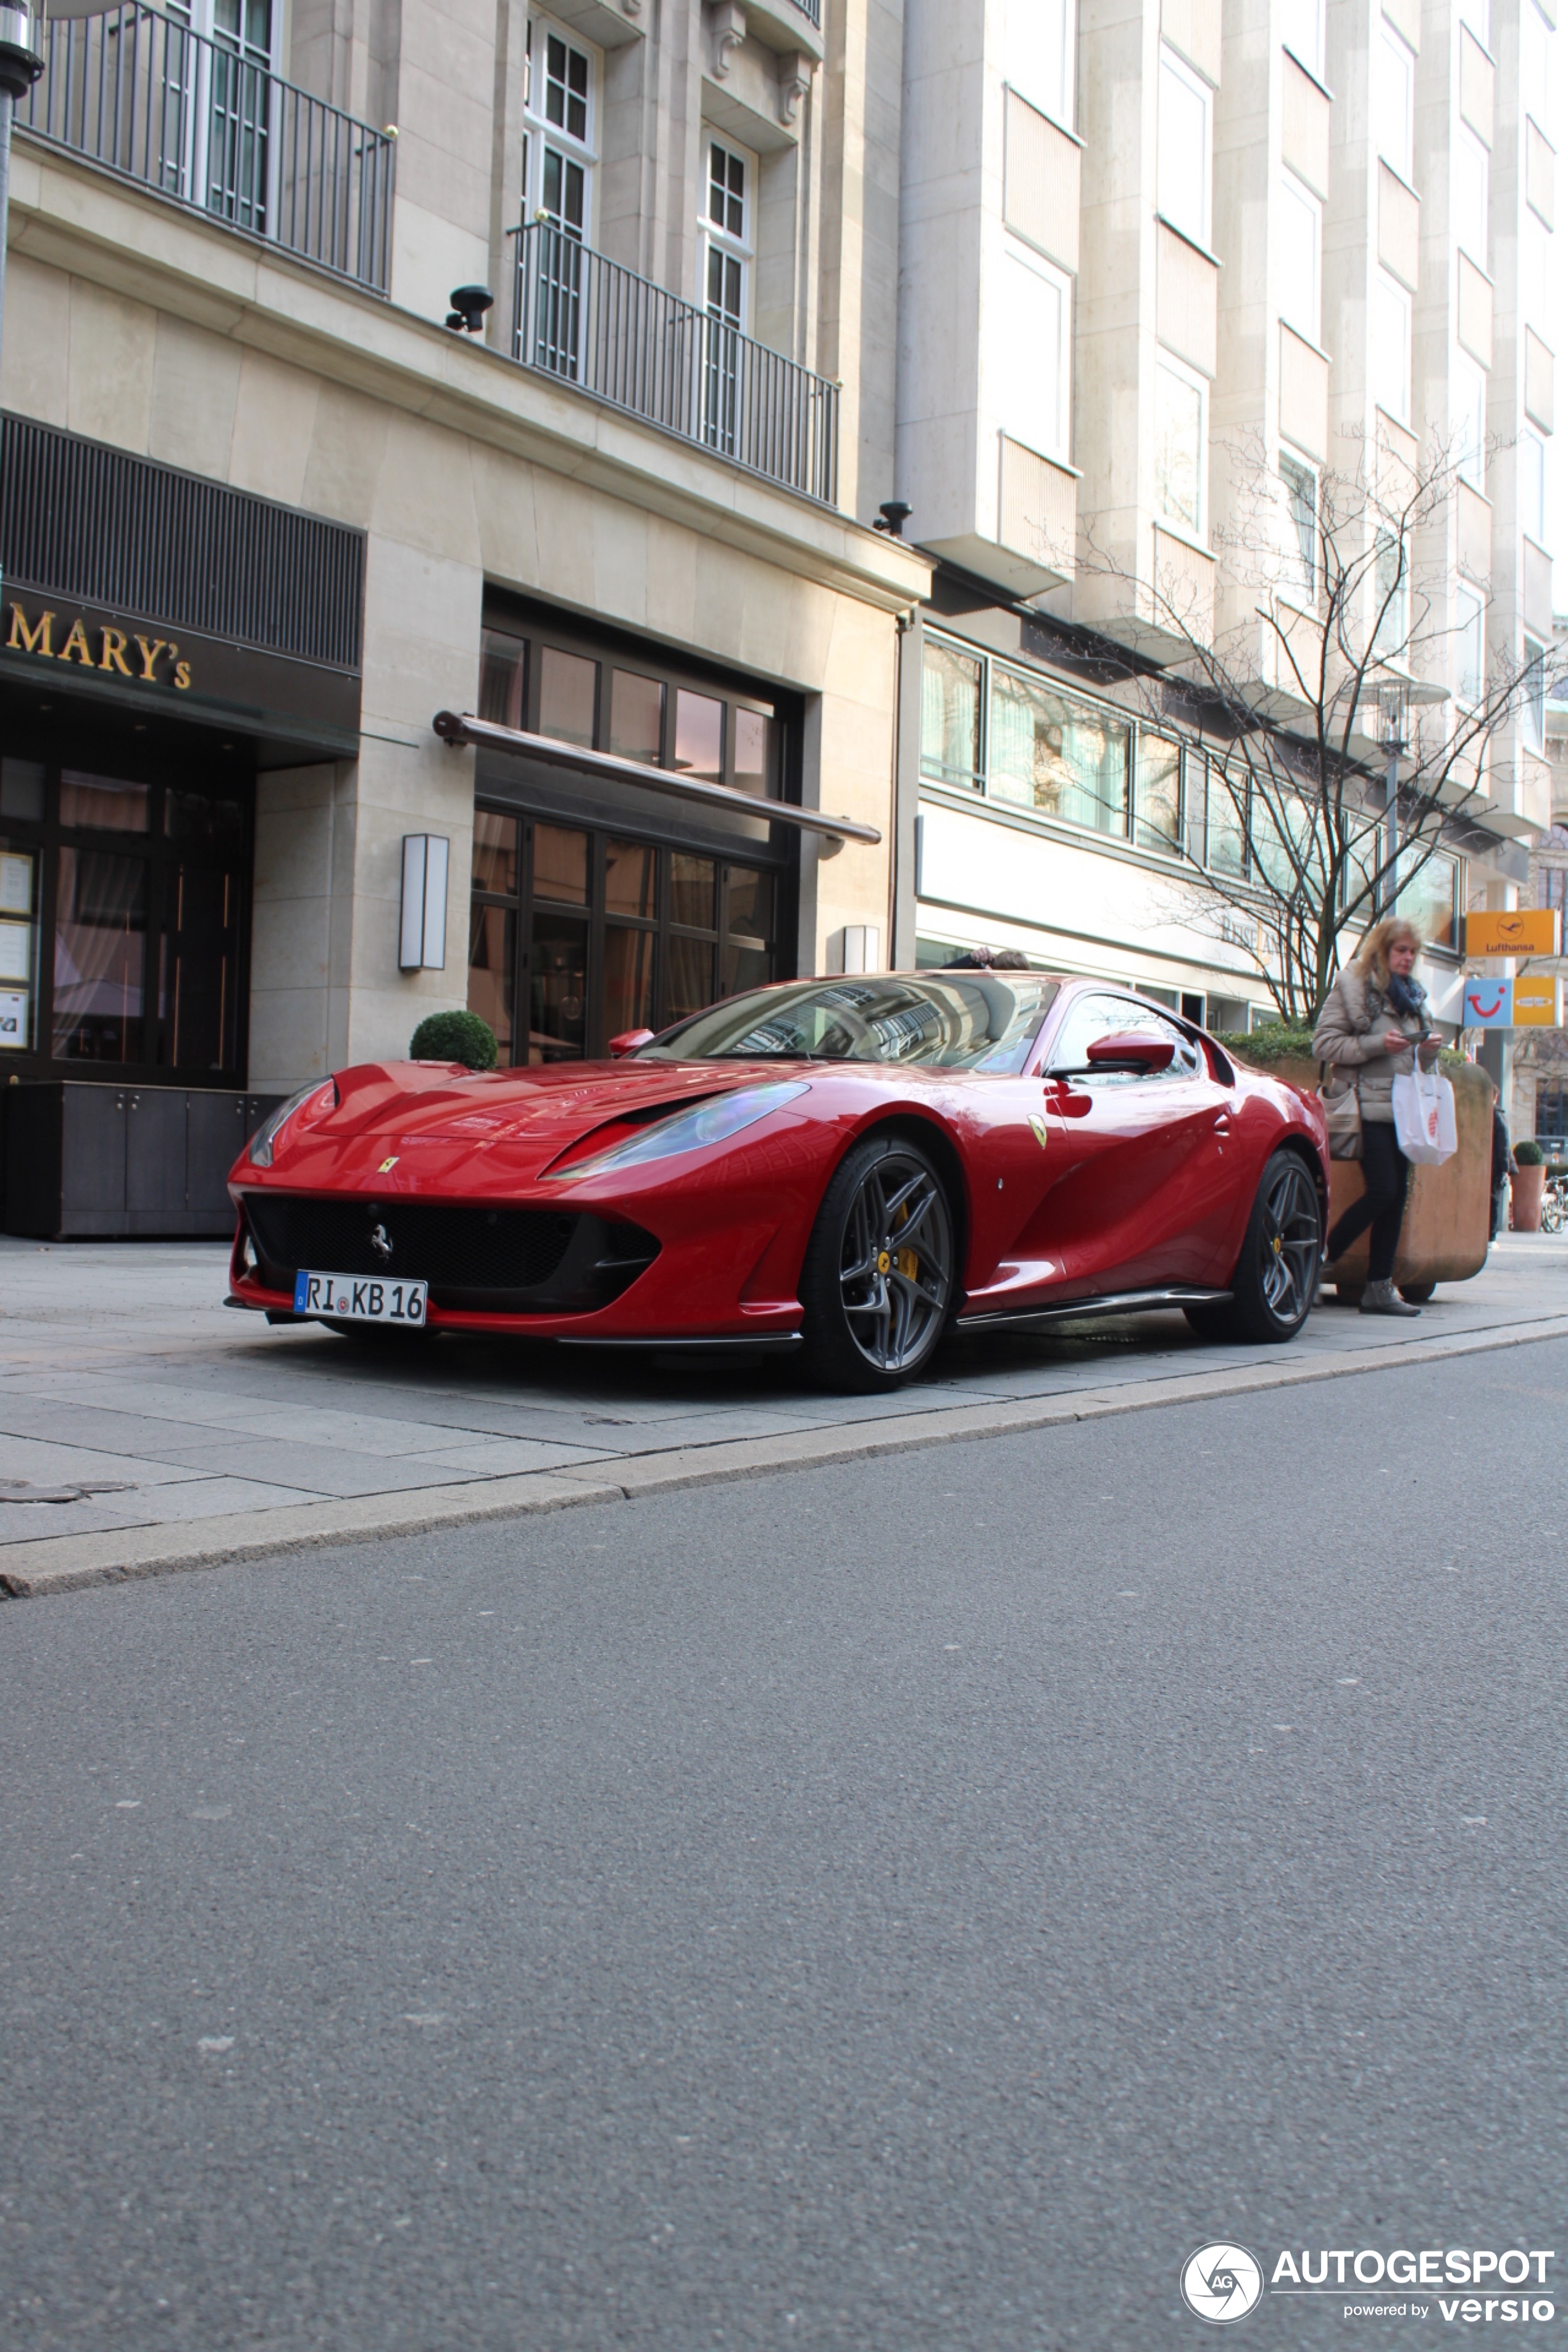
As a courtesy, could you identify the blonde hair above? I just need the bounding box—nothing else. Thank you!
[1354,916,1422,985]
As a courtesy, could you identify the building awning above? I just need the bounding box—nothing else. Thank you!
[432,711,882,850]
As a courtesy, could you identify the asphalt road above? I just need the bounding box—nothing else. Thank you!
[4,1340,1566,2351]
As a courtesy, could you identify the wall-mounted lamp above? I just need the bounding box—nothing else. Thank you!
[400,835,449,970]
[872,500,912,538]
[445,285,493,334]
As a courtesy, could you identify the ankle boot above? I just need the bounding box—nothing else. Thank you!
[1360,1278,1421,1317]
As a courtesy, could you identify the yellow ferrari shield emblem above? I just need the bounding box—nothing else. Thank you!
[1028,1116,1049,1151]
[378,1156,399,1173]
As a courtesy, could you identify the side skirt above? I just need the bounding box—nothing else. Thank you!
[958,1287,1233,1335]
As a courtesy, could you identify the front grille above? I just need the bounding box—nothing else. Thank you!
[241,1193,658,1314]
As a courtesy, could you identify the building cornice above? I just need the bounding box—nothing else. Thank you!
[9,140,932,621]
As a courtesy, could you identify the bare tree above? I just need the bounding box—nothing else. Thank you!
[1077,431,1558,1025]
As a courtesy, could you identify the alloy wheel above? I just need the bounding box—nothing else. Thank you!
[836,1149,954,1375]
[1258,1157,1320,1325]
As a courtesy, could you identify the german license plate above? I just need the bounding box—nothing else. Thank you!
[293,1271,428,1325]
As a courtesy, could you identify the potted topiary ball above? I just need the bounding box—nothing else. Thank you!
[409,1010,498,1070]
[1512,1137,1547,1232]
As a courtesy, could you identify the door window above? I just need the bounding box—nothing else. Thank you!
[1046,993,1203,1082]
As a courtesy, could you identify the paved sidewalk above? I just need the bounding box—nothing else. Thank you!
[1,1230,1564,1597]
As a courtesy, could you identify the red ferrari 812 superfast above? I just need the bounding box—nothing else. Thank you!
[227,971,1329,1392]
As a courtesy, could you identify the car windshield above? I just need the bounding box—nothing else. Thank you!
[638,974,1061,1073]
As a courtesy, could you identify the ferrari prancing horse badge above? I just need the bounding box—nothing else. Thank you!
[1028,1116,1049,1151]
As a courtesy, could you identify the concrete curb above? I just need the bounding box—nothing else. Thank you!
[5,1311,1567,1600]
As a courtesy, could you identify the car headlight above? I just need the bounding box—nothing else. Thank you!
[549,1080,809,1180]
[248,1080,338,1167]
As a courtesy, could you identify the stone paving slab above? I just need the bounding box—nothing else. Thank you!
[0,1230,1563,1598]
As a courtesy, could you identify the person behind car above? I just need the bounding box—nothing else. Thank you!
[1488,1078,1511,1243]
[1312,917,1441,1317]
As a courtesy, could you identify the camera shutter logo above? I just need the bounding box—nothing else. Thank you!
[1181,2243,1264,2324]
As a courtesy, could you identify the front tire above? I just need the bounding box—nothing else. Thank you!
[1187,1149,1322,1345]
[799,1132,956,1393]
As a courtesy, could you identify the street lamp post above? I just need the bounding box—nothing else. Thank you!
[1377,682,1409,920]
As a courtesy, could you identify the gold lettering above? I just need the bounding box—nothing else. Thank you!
[99,627,133,677]
[57,618,93,666]
[133,635,168,682]
[173,659,191,691]
[7,603,54,657]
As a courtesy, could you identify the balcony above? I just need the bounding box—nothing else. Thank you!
[19,4,394,296]
[509,222,838,507]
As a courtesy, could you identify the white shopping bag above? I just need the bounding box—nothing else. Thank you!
[1391,1065,1458,1166]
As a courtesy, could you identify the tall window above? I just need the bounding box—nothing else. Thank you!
[703,136,752,332]
[1277,172,1322,344]
[1008,0,1074,126]
[1453,125,1489,266]
[1372,528,1408,655]
[1158,44,1212,246]
[1454,583,1485,703]
[1280,0,1324,78]
[1155,360,1206,534]
[1453,353,1487,487]
[165,0,277,235]
[1280,451,1318,596]
[523,15,596,238]
[1521,428,1547,544]
[1524,0,1553,125]
[1369,273,1411,425]
[996,245,1070,461]
[1372,21,1416,185]
[1524,634,1548,749]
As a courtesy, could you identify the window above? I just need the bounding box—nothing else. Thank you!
[1158,44,1211,246]
[1154,361,1205,534]
[1524,0,1552,126]
[1453,354,1487,489]
[1453,125,1489,266]
[1524,634,1548,749]
[920,641,985,790]
[1394,849,1460,949]
[1374,530,1409,657]
[989,665,1131,834]
[1369,273,1411,425]
[996,246,1070,460]
[1280,0,1324,78]
[1460,0,1490,50]
[164,0,278,234]
[703,135,752,333]
[1135,735,1183,853]
[1372,21,1416,185]
[1454,583,1485,703]
[1522,217,1551,334]
[1521,429,1547,546]
[1008,0,1073,126]
[1280,452,1318,596]
[1046,993,1206,1083]
[1277,173,1322,345]
[523,16,596,239]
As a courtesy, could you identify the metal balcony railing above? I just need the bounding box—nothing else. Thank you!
[20,4,394,295]
[791,0,823,25]
[509,222,838,508]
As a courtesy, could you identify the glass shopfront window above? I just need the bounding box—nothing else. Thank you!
[470,812,782,1063]
[0,741,251,1079]
[469,603,795,1059]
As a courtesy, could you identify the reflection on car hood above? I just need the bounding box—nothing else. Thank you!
[317,1057,807,1143]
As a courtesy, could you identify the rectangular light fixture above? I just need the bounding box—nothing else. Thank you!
[399,835,449,970]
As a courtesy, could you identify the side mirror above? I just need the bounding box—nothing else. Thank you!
[608,1028,656,1059]
[1085,1032,1175,1074]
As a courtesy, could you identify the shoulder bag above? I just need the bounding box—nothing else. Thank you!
[1318,1063,1362,1161]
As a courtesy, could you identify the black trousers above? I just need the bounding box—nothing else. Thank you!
[1327,1119,1411,1283]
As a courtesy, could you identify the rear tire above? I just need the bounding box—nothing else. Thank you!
[799,1132,955,1393]
[1189,1149,1322,1345]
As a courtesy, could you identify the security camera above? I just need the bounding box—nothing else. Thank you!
[445,285,494,335]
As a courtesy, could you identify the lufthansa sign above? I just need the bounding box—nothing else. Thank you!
[5,599,194,690]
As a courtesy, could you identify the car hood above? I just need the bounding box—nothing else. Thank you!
[238,1057,820,1191]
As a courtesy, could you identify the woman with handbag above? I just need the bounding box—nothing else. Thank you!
[1312,917,1442,1316]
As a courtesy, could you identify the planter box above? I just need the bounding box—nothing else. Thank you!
[4,1082,282,1240]
[1511,1162,1546,1232]
[1239,1055,1492,1293]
